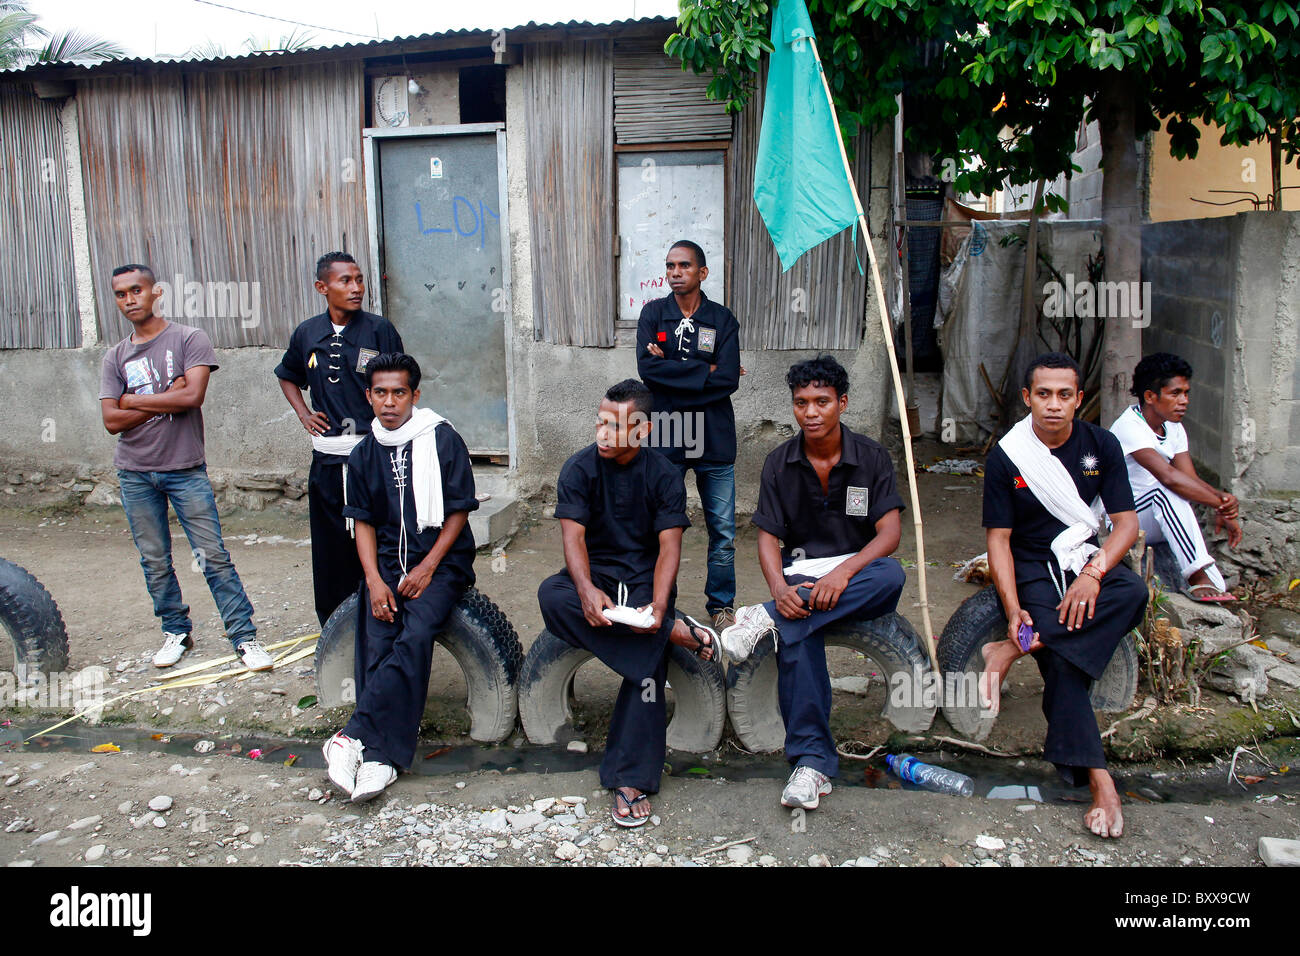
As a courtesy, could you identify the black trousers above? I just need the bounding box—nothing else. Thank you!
[308,456,363,627]
[343,566,470,770]
[1015,562,1148,787]
[537,569,673,794]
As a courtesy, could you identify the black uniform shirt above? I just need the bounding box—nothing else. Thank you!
[982,420,1134,569]
[275,311,404,463]
[342,423,478,584]
[635,292,740,466]
[752,424,905,565]
[554,444,689,588]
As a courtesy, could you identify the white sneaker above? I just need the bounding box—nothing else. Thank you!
[236,639,274,671]
[781,765,833,810]
[323,732,364,794]
[152,631,192,668]
[351,761,398,803]
[719,604,779,663]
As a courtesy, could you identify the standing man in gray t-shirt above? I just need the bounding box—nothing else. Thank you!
[99,263,273,671]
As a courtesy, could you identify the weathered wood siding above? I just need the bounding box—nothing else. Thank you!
[726,64,872,350]
[524,40,616,347]
[0,86,80,349]
[613,38,731,145]
[77,61,369,347]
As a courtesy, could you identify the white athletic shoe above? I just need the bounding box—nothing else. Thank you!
[781,765,832,810]
[351,761,398,803]
[152,631,192,668]
[236,639,274,672]
[719,604,779,663]
[323,732,364,794]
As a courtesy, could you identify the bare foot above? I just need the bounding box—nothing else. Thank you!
[612,786,652,823]
[978,639,1021,716]
[1083,769,1124,838]
[669,617,717,662]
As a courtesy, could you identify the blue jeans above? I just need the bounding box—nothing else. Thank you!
[117,465,257,648]
[678,462,736,614]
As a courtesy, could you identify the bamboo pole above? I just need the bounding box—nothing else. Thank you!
[808,37,938,670]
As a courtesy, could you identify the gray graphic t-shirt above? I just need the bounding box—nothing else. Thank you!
[99,322,220,471]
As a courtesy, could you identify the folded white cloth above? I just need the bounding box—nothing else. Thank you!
[783,552,856,579]
[998,416,1105,576]
[311,433,364,456]
[371,407,448,532]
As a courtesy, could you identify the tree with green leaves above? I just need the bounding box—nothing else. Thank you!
[668,1,1300,425]
[0,0,124,69]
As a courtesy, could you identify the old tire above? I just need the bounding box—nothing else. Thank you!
[314,587,523,744]
[725,611,936,754]
[936,585,1140,742]
[518,623,728,754]
[0,557,69,676]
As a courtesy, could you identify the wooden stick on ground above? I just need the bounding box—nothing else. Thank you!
[808,37,938,672]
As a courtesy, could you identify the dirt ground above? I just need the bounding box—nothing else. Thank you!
[2,442,1299,867]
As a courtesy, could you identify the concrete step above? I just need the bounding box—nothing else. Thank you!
[472,464,510,499]
[470,493,520,551]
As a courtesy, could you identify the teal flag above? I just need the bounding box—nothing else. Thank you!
[753,0,860,272]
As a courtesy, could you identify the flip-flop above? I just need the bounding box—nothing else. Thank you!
[611,788,651,827]
[1186,584,1237,603]
[681,615,719,662]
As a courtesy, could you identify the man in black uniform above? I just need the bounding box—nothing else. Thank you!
[320,353,478,803]
[981,352,1147,839]
[275,252,404,626]
[720,355,906,811]
[636,240,742,632]
[536,379,718,828]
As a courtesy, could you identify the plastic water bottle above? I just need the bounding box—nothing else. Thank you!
[885,753,974,797]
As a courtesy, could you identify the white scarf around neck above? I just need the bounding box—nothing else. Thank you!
[999,415,1105,576]
[371,407,448,533]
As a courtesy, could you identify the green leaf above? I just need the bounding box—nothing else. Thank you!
[685,766,711,776]
[296,694,317,709]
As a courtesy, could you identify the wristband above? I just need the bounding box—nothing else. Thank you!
[1081,566,1103,583]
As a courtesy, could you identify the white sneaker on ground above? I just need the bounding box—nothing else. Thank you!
[719,604,779,663]
[236,639,274,671]
[781,765,832,810]
[322,732,364,794]
[351,761,398,803]
[152,631,192,668]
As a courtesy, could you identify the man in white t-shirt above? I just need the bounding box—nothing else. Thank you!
[1110,353,1241,602]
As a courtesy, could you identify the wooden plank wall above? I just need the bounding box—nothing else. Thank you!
[524,40,615,347]
[726,62,872,351]
[0,86,80,348]
[77,61,369,348]
[613,38,731,145]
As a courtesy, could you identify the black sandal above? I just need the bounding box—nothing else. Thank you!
[611,788,651,827]
[682,615,719,662]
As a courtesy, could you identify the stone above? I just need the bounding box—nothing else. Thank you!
[1265,662,1300,688]
[193,741,215,754]
[152,816,167,828]
[566,740,588,754]
[555,841,580,861]
[249,832,264,846]
[479,810,509,833]
[148,795,173,812]
[975,834,1006,851]
[117,801,132,814]
[643,853,664,866]
[232,824,249,837]
[598,836,618,853]
[32,830,59,846]
[559,795,587,805]
[307,788,322,801]
[300,814,328,827]
[507,811,545,830]
[829,676,872,695]
[4,774,18,787]
[67,815,102,831]
[856,856,879,867]
[1258,837,1300,867]
[1015,804,1036,813]
[940,854,960,868]
[808,854,831,867]
[532,798,556,813]
[85,844,106,863]
[758,855,777,866]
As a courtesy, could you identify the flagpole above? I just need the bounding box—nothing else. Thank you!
[808,36,939,672]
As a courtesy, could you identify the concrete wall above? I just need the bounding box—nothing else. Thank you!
[1149,121,1300,222]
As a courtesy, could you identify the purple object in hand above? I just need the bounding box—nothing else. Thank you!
[1017,622,1035,652]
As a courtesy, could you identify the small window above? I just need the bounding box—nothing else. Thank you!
[459,65,506,124]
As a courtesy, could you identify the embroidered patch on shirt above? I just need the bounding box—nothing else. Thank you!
[657,331,667,342]
[308,351,318,369]
[1080,453,1100,477]
[1013,476,1027,489]
[356,348,379,373]
[846,486,869,516]
[698,327,716,353]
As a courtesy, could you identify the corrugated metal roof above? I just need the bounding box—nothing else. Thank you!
[1,15,676,77]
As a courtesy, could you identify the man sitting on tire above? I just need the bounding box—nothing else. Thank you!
[980,352,1147,839]
[536,379,719,828]
[322,353,479,803]
[1109,352,1240,602]
[719,355,906,812]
